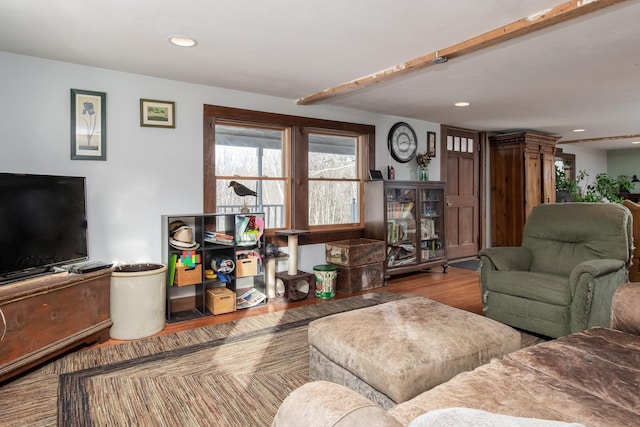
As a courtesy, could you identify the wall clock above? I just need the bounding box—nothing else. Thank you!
[388,122,417,163]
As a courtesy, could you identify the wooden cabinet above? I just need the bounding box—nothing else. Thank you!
[365,180,448,276]
[489,131,559,247]
[162,213,266,322]
[0,269,112,382]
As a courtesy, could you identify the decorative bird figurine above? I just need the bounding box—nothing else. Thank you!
[228,181,257,197]
[229,181,258,213]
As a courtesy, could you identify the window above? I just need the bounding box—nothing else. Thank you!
[203,105,375,236]
[214,123,289,229]
[308,131,361,227]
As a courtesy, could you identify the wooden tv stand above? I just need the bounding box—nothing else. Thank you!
[0,269,112,383]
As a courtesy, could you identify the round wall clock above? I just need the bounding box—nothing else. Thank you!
[388,122,417,163]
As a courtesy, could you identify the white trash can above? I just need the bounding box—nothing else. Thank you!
[110,263,167,340]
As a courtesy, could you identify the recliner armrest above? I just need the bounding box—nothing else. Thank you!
[569,258,626,281]
[478,247,532,271]
[611,283,640,336]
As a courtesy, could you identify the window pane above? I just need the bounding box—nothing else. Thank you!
[214,123,286,229]
[308,181,360,226]
[215,124,283,177]
[216,179,285,229]
[308,133,356,179]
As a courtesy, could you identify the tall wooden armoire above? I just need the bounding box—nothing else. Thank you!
[489,131,559,246]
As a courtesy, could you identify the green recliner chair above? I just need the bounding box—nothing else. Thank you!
[479,202,632,338]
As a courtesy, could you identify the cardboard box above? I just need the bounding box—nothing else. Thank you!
[336,262,385,293]
[206,287,236,315]
[326,238,386,267]
[236,257,258,277]
[174,264,202,286]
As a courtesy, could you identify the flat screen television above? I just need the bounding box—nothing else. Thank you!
[0,173,88,284]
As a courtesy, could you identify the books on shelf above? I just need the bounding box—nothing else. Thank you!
[420,219,437,239]
[386,201,414,219]
[236,288,267,309]
[204,230,235,245]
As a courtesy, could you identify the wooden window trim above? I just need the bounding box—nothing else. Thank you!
[203,105,375,244]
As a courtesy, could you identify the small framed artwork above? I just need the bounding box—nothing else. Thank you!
[368,169,384,180]
[140,99,175,128]
[71,89,106,160]
[427,131,437,158]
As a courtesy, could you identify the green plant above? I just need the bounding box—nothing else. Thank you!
[555,164,584,202]
[583,173,632,203]
[555,166,632,203]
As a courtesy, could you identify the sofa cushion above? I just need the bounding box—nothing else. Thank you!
[484,270,570,305]
[506,327,640,415]
[388,327,640,426]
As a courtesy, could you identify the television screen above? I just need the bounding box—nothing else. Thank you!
[0,173,88,284]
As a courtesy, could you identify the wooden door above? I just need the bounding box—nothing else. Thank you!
[443,127,480,260]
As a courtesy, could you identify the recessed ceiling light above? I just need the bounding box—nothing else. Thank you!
[572,128,586,133]
[454,101,471,107]
[168,35,198,48]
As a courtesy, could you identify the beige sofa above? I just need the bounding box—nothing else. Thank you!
[273,283,640,427]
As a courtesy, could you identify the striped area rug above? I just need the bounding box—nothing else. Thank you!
[0,292,402,427]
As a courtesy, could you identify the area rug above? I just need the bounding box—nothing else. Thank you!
[1,291,544,426]
[0,292,402,427]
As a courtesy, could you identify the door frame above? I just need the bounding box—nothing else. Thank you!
[439,125,488,253]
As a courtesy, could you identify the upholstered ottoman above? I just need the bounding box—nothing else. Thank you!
[308,297,520,408]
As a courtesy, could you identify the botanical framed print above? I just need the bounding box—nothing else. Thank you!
[140,99,175,128]
[427,131,437,158]
[71,89,106,160]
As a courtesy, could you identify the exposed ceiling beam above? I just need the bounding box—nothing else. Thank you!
[297,0,627,105]
[559,133,640,144]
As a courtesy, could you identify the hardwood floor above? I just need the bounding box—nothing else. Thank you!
[92,266,481,349]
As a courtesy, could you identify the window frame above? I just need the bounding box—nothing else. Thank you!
[203,105,375,242]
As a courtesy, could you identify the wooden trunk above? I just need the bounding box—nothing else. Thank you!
[336,262,385,293]
[325,238,386,267]
[0,269,112,382]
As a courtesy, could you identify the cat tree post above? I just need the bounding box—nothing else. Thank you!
[274,229,314,302]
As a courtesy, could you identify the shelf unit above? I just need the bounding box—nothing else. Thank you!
[365,180,447,276]
[161,212,266,322]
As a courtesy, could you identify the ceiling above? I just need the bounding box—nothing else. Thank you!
[2,0,639,151]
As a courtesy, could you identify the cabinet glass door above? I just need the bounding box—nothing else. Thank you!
[419,188,445,261]
[385,186,417,267]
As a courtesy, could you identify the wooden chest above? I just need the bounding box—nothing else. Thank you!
[336,262,385,293]
[326,238,386,267]
[0,269,112,382]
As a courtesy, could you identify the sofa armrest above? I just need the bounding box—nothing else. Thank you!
[611,283,640,335]
[272,381,402,427]
[478,247,532,271]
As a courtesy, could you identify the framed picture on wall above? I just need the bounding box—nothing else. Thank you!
[427,131,437,158]
[70,89,106,160]
[140,99,175,128]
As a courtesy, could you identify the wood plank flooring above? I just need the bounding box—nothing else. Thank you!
[92,266,480,349]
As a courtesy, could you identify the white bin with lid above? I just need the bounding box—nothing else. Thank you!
[109,263,167,340]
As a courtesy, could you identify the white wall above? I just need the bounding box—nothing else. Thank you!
[607,149,640,193]
[0,52,440,269]
[557,144,608,193]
